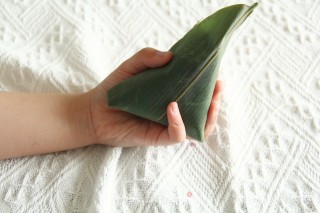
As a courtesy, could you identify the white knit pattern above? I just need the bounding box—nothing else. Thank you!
[0,0,319,212]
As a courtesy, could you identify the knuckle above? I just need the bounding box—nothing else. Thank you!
[172,120,183,128]
[179,133,187,143]
[169,127,186,144]
[174,129,186,143]
[172,135,184,143]
[140,47,155,56]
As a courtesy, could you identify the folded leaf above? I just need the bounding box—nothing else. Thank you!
[107,3,258,142]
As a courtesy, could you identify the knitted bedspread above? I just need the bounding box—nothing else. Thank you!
[0,0,319,212]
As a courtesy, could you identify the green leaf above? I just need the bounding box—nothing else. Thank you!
[107,3,258,142]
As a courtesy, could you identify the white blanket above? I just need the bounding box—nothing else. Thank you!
[0,0,319,212]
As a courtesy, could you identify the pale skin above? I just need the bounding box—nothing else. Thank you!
[0,48,223,160]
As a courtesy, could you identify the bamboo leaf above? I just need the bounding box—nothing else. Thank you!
[107,3,258,142]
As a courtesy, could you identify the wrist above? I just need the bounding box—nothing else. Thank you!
[68,93,98,147]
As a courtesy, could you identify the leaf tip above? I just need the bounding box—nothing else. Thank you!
[251,2,259,9]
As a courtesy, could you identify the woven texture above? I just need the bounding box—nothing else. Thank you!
[0,0,319,212]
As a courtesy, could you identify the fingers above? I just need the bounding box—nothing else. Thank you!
[156,80,222,145]
[212,79,223,97]
[204,80,223,138]
[117,48,173,76]
[166,102,186,144]
[101,48,173,92]
[204,99,220,138]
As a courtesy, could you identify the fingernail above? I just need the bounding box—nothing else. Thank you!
[172,102,179,115]
[156,50,171,56]
[218,81,224,92]
[155,50,166,55]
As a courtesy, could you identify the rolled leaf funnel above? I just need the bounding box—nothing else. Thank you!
[107,3,258,142]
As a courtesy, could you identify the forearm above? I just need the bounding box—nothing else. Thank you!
[0,92,96,160]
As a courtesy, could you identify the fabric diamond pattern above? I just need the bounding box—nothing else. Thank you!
[0,0,319,212]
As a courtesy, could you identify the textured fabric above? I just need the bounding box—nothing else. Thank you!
[0,0,319,212]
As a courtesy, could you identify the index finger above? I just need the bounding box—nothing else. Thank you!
[117,48,173,76]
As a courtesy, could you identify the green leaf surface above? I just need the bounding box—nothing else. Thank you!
[107,3,258,142]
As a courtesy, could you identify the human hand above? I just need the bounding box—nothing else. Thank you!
[86,48,223,147]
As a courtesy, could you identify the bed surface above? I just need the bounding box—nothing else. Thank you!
[0,0,319,212]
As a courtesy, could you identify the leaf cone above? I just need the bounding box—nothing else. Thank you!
[107,3,258,142]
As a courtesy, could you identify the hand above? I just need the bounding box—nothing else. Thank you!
[86,48,223,147]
